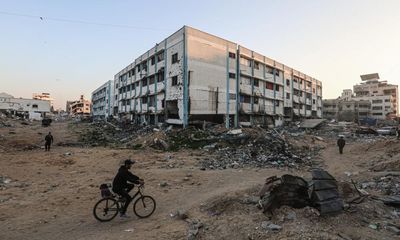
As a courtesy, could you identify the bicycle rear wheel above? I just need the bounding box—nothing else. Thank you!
[93,197,119,222]
[133,195,156,218]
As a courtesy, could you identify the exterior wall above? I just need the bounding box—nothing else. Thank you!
[91,80,114,119]
[67,96,91,116]
[0,94,50,119]
[323,99,372,121]
[113,26,323,127]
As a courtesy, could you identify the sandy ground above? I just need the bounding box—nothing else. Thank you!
[0,121,399,240]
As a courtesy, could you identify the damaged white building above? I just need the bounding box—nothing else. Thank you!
[113,26,323,127]
[0,92,51,120]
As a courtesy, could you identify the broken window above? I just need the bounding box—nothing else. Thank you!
[172,53,178,64]
[240,95,251,103]
[253,79,259,87]
[313,88,316,94]
[266,66,274,75]
[142,78,148,87]
[137,65,141,72]
[157,50,164,62]
[32,104,38,108]
[275,85,279,92]
[229,72,236,79]
[151,56,155,65]
[141,97,148,104]
[149,96,155,107]
[266,82,274,90]
[254,97,259,104]
[286,93,290,99]
[229,93,236,100]
[158,69,165,82]
[313,99,316,104]
[254,61,260,70]
[286,79,290,86]
[229,52,236,58]
[275,100,280,106]
[149,75,155,85]
[171,76,178,86]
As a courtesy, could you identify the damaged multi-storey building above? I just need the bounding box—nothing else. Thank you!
[113,26,322,127]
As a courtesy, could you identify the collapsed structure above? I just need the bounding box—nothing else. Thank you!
[323,73,398,121]
[111,26,323,127]
[0,92,51,120]
[66,95,91,116]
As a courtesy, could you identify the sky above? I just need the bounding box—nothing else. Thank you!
[1,0,400,110]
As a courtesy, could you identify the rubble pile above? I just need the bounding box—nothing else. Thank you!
[360,174,400,196]
[199,128,316,170]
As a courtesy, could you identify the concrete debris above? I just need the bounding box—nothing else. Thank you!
[311,169,343,215]
[187,219,203,240]
[261,221,282,232]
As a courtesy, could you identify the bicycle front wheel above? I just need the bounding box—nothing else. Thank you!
[133,195,156,218]
[93,198,119,222]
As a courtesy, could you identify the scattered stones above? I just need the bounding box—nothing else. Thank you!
[159,181,168,187]
[171,209,188,220]
[286,211,297,220]
[187,219,203,240]
[261,221,282,232]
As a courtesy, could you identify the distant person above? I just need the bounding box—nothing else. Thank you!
[337,136,346,154]
[44,132,54,151]
[112,159,144,218]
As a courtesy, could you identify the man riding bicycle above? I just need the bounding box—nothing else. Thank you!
[112,159,144,218]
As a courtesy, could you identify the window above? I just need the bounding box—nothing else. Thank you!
[137,65,141,72]
[275,100,280,106]
[157,51,164,62]
[372,106,382,110]
[253,79,259,87]
[171,76,178,86]
[172,53,178,64]
[141,97,147,104]
[229,52,236,58]
[32,104,38,108]
[149,75,155,85]
[313,99,316,104]
[286,79,290,86]
[385,99,390,102]
[240,95,251,103]
[158,69,165,82]
[266,66,274,75]
[229,93,236,100]
[229,72,236,79]
[254,61,259,70]
[151,56,155,65]
[254,97,259,104]
[142,78,148,87]
[115,95,118,100]
[266,82,274,90]
[275,85,279,92]
[313,88,316,94]
[372,100,383,104]
[286,93,290,99]
[373,113,382,116]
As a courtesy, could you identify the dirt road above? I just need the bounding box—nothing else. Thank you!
[0,121,399,239]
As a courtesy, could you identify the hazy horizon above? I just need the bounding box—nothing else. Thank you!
[1,0,400,110]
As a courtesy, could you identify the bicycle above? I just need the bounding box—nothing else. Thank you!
[93,184,156,222]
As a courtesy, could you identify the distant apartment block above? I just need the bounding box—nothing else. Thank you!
[33,92,54,108]
[323,73,398,120]
[113,26,322,127]
[91,80,114,120]
[0,92,51,120]
[66,95,91,116]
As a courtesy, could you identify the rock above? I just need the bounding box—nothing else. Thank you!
[242,196,259,205]
[186,173,193,177]
[386,225,400,235]
[261,221,282,231]
[286,211,297,220]
[368,224,378,230]
[64,152,72,156]
[183,177,190,182]
[159,181,168,187]
[173,209,188,220]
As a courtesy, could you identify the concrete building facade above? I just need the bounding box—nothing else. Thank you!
[113,26,322,127]
[91,80,114,120]
[353,73,398,118]
[0,92,51,120]
[323,98,371,121]
[66,95,91,116]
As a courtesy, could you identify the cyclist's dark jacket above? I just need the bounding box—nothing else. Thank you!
[112,166,140,191]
